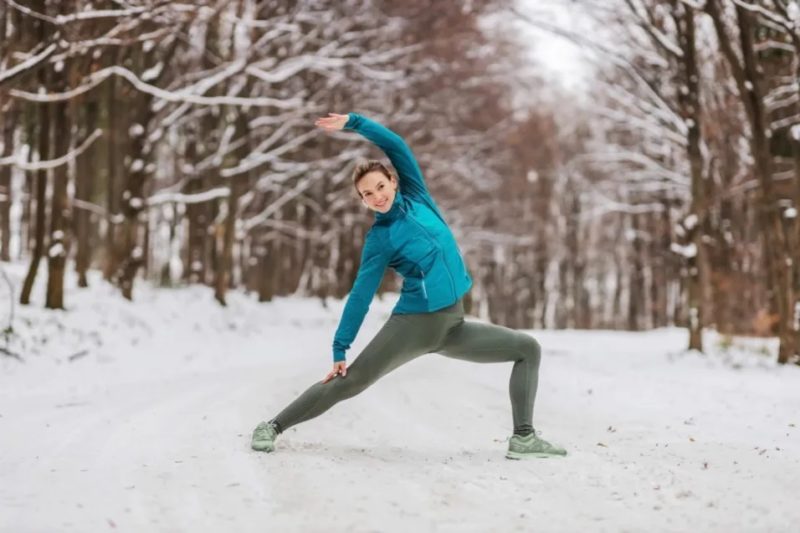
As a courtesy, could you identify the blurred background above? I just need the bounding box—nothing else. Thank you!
[1,0,799,364]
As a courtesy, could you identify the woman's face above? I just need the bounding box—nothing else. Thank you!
[357,171,398,213]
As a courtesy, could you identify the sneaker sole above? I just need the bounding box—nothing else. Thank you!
[251,443,275,452]
[506,450,566,460]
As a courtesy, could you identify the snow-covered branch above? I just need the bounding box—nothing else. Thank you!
[72,198,107,216]
[220,130,317,178]
[5,0,195,26]
[581,149,690,186]
[0,129,102,171]
[731,0,794,31]
[10,66,302,108]
[624,0,684,58]
[147,187,230,208]
[0,43,58,86]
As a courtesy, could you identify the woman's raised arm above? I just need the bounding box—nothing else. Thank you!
[315,113,432,201]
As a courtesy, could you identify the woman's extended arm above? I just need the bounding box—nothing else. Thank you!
[330,229,392,364]
[316,112,432,201]
[343,113,431,200]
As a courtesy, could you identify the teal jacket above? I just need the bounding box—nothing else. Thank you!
[332,113,473,362]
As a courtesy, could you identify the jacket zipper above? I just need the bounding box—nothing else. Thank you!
[399,204,457,299]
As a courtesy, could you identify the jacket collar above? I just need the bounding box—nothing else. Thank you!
[374,189,405,223]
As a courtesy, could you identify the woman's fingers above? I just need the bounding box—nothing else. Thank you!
[315,120,337,131]
[314,113,347,131]
[322,362,347,383]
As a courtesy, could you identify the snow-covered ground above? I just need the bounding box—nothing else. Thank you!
[1,262,798,533]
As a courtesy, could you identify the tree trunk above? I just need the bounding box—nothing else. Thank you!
[215,180,239,306]
[0,102,14,262]
[708,0,795,362]
[103,75,122,281]
[627,212,644,330]
[214,110,250,306]
[677,3,705,351]
[0,0,7,261]
[735,7,795,363]
[74,99,97,287]
[20,88,50,305]
[119,127,147,301]
[45,94,69,309]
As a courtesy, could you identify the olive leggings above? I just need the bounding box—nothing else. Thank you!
[271,298,542,434]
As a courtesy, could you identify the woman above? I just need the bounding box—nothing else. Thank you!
[251,113,566,459]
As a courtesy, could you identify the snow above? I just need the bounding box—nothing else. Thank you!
[670,242,697,258]
[0,262,799,532]
[788,2,799,21]
[169,257,183,280]
[795,302,800,331]
[129,124,145,137]
[141,62,163,82]
[784,207,797,219]
[47,243,65,258]
[683,213,698,230]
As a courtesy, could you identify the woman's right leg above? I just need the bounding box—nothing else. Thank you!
[271,306,460,432]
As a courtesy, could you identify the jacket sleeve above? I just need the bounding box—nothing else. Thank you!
[332,229,392,362]
[344,113,432,202]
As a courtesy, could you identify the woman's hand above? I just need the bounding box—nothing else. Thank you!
[315,113,349,132]
[323,361,347,383]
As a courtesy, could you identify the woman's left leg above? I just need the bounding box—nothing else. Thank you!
[436,317,541,435]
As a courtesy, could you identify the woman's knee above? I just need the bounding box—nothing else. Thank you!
[516,334,541,365]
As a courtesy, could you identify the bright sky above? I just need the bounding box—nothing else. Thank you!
[515,0,593,92]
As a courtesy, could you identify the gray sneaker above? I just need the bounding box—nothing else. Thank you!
[506,433,567,459]
[251,421,279,452]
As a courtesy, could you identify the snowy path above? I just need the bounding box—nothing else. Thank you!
[1,274,799,532]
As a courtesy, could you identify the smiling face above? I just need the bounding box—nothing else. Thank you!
[356,170,398,213]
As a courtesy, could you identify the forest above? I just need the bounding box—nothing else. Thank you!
[1,0,799,364]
